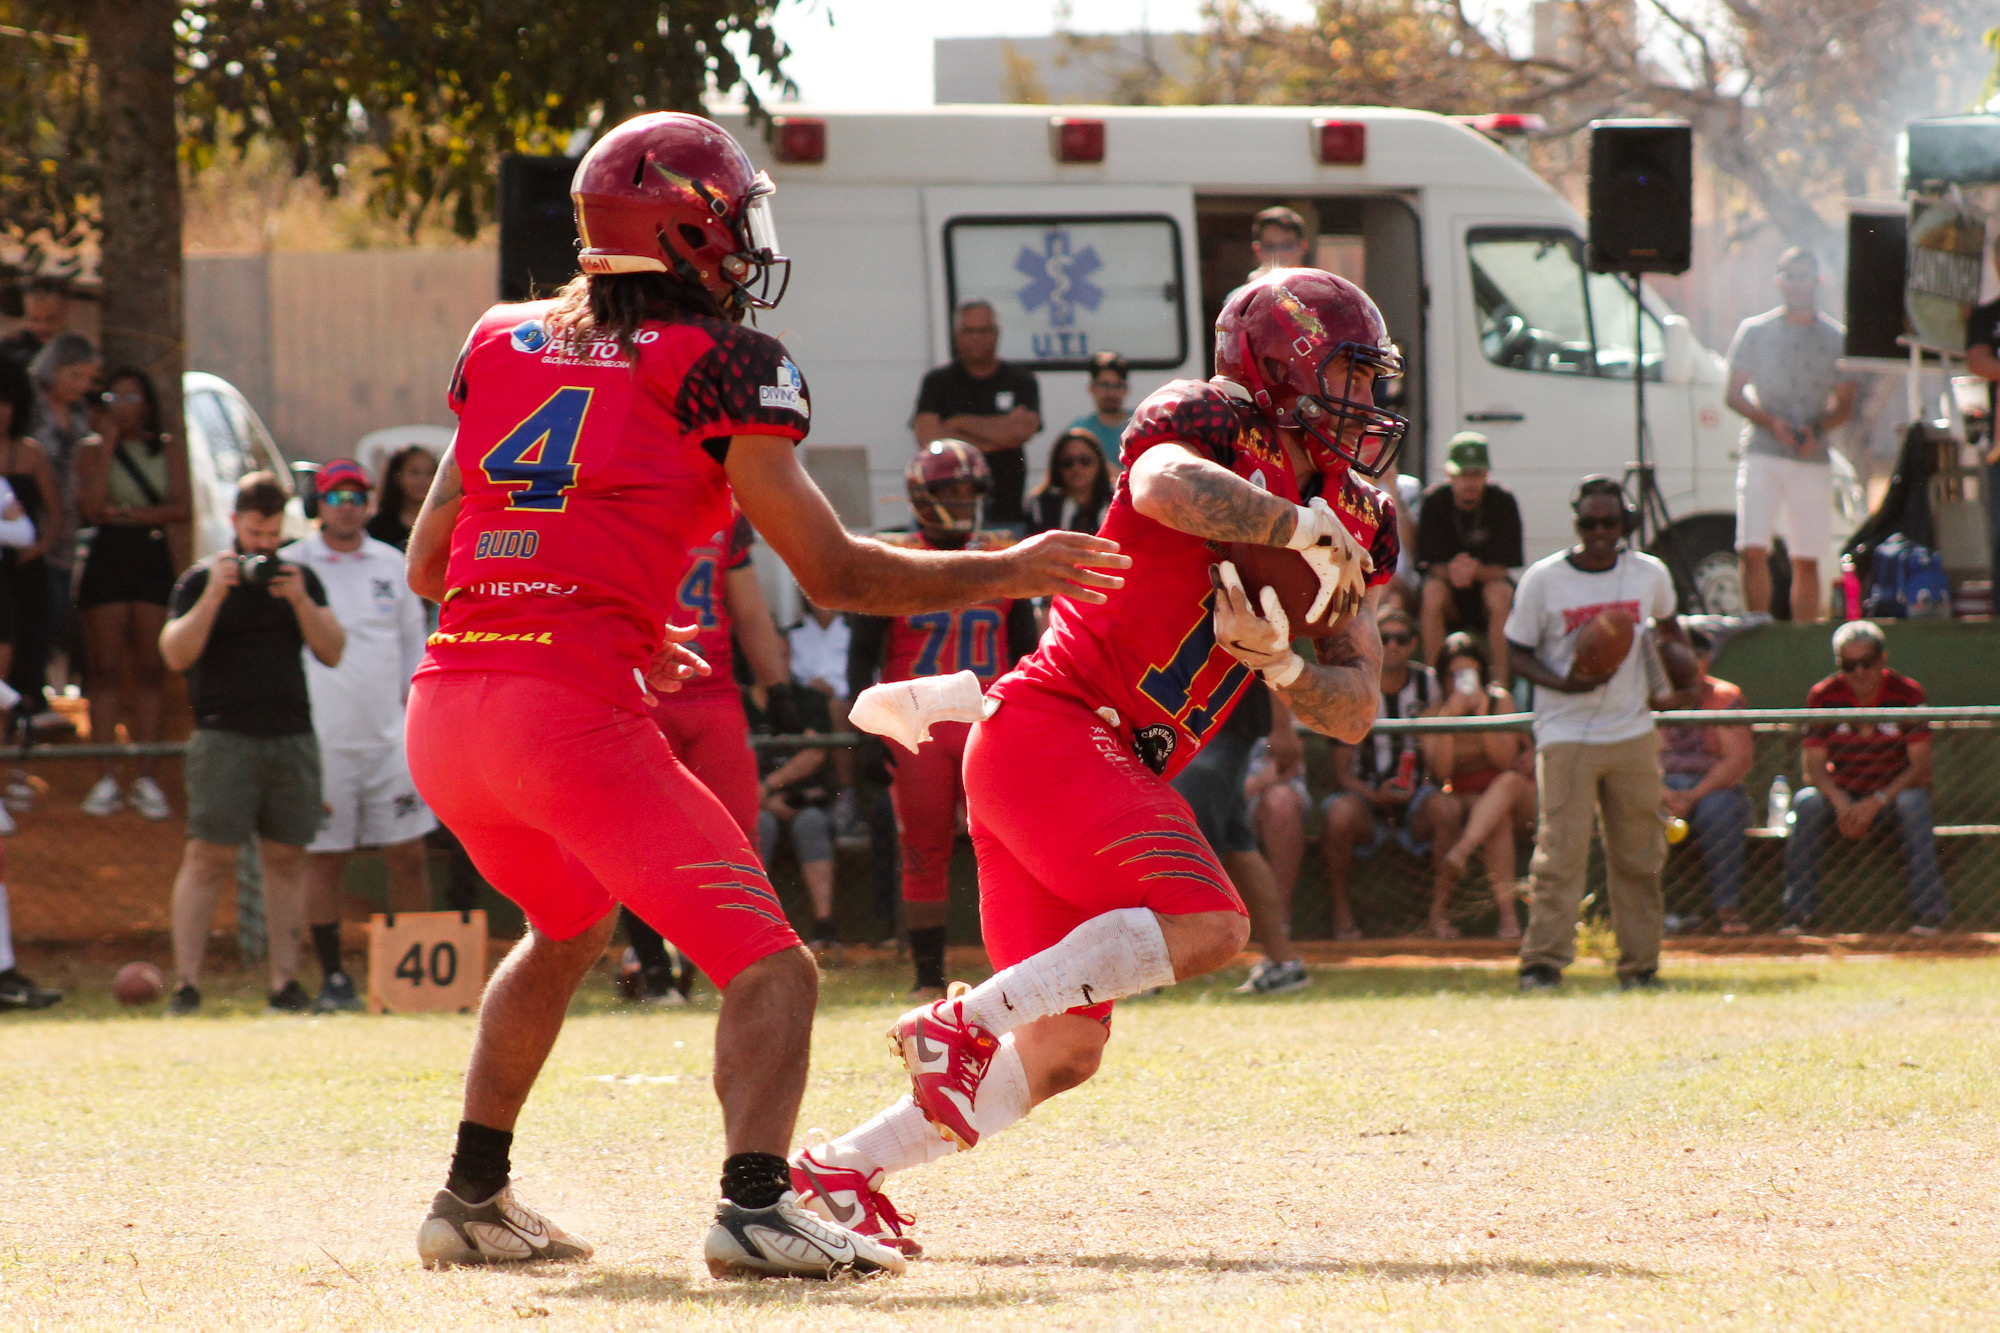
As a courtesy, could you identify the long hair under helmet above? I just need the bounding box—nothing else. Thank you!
[570,112,789,313]
[1213,268,1408,478]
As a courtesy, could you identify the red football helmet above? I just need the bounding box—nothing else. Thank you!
[906,439,991,535]
[1213,268,1408,477]
[571,112,789,311]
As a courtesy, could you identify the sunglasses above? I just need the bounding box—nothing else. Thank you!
[320,490,369,508]
[1575,515,1624,533]
[1380,632,1415,645]
[1837,654,1881,673]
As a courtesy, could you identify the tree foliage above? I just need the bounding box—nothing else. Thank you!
[0,5,96,275]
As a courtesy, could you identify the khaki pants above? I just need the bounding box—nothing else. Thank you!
[1519,730,1665,979]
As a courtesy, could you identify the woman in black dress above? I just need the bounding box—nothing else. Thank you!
[366,445,437,552]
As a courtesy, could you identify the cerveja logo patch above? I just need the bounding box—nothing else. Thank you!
[759,358,808,416]
[510,321,550,354]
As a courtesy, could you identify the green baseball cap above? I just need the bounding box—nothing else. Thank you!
[1444,432,1490,475]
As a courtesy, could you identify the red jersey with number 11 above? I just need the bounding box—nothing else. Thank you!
[417,300,809,712]
[990,377,1397,779]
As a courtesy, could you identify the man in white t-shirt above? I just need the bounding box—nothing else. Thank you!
[280,459,437,1012]
[1504,477,1686,992]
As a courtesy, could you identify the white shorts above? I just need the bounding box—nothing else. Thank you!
[310,742,438,853]
[1735,453,1831,563]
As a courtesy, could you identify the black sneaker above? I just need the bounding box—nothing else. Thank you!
[268,979,312,1013]
[0,967,60,1010]
[1517,964,1562,992]
[168,983,201,1016]
[314,970,363,1013]
[1619,970,1664,992]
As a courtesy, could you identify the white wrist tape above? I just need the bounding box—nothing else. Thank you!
[1262,650,1305,688]
[848,670,990,754]
[1283,502,1324,551]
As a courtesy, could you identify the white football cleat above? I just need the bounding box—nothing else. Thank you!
[847,671,993,754]
[416,1184,593,1268]
[704,1190,907,1279]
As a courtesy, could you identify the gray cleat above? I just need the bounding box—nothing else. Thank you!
[417,1185,593,1269]
[703,1190,907,1279]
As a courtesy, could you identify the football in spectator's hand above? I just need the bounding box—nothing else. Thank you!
[1224,542,1354,639]
[1572,609,1635,676]
[112,961,164,1006]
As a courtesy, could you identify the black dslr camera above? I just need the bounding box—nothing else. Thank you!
[236,554,280,588]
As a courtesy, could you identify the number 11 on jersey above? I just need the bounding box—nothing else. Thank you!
[482,386,591,511]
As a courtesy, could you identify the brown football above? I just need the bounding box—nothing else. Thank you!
[112,961,164,1006]
[1222,543,1355,639]
[1573,609,1636,676]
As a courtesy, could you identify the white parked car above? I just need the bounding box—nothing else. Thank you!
[181,371,306,558]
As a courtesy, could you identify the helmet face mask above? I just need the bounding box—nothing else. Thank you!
[1284,344,1409,478]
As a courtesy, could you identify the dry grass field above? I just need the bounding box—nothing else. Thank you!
[3,953,1999,1331]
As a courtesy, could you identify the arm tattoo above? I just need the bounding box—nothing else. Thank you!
[1148,451,1296,545]
[1273,601,1385,744]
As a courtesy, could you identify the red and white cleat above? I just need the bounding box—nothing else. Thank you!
[888,982,999,1150]
[790,1146,923,1258]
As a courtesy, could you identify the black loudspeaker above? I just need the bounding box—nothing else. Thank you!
[498,155,580,302]
[1844,208,1909,361]
[1586,120,1693,275]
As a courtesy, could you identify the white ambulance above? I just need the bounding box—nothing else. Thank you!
[710,103,1861,613]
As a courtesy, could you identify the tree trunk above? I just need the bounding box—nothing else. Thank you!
[84,0,184,452]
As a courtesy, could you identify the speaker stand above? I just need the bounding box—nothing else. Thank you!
[1622,273,1706,612]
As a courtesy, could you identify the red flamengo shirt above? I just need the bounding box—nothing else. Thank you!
[1803,668,1929,796]
[419,301,809,712]
[877,530,1019,686]
[670,509,756,698]
[991,377,1398,778]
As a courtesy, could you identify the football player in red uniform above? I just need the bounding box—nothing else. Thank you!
[846,441,1039,1000]
[401,111,1127,1280]
[618,507,792,1004]
[791,269,1402,1254]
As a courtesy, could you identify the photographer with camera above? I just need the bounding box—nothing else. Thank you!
[159,472,344,1014]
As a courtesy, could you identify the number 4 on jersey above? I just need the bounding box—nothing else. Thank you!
[482,387,590,510]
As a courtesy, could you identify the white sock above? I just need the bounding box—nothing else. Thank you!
[0,882,15,972]
[848,671,990,754]
[823,1036,1033,1178]
[961,908,1174,1037]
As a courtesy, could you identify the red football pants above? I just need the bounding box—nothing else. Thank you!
[407,671,799,989]
[652,689,760,839]
[964,689,1245,1020]
[889,719,969,905]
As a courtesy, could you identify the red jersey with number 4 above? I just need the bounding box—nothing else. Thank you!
[991,377,1397,779]
[671,509,756,698]
[876,530,1019,686]
[417,301,809,711]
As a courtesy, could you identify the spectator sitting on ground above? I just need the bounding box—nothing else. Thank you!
[1784,621,1947,934]
[74,368,188,821]
[365,444,438,553]
[159,471,345,1015]
[1423,633,1536,940]
[912,299,1041,525]
[1417,432,1523,683]
[1654,628,1753,934]
[1066,350,1130,471]
[748,680,841,960]
[788,594,865,847]
[1320,607,1466,941]
[281,459,438,1013]
[0,276,72,370]
[1029,427,1112,536]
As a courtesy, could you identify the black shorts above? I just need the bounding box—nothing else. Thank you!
[77,525,176,609]
[1168,723,1259,856]
[1444,576,1514,631]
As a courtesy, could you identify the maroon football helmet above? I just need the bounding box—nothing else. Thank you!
[1213,268,1408,477]
[571,112,789,312]
[906,439,991,535]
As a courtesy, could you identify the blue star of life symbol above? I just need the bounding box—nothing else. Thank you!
[1015,230,1104,328]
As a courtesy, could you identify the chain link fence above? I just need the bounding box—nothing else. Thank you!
[1314,707,2000,943]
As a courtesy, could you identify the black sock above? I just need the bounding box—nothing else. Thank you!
[813,916,838,944]
[445,1120,513,1202]
[909,926,947,991]
[720,1151,791,1209]
[622,907,669,973]
[311,923,344,980]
